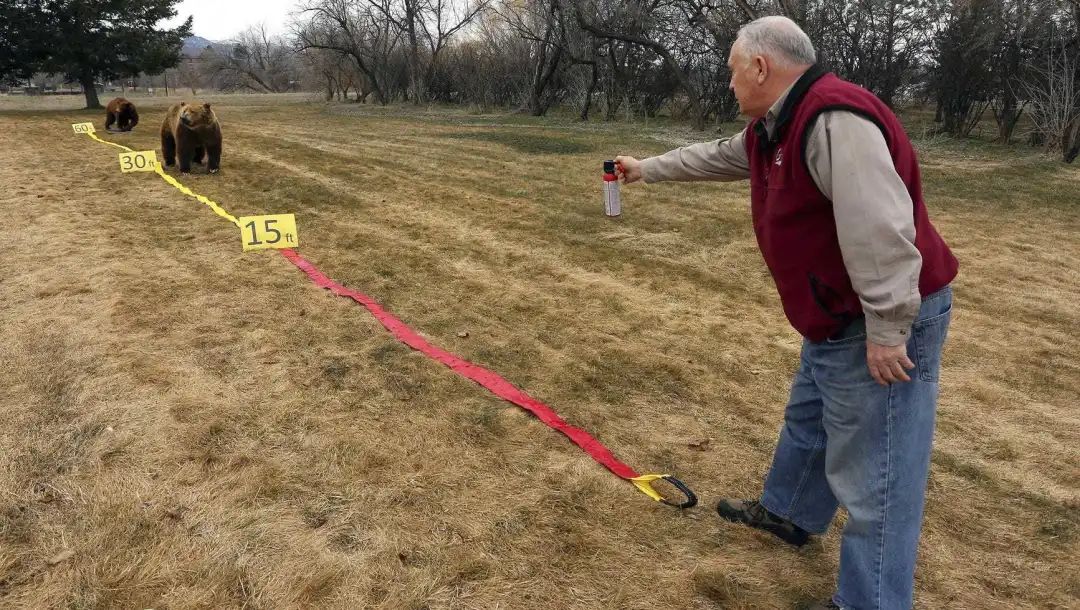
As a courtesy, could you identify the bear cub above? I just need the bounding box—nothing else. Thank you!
[161,102,223,174]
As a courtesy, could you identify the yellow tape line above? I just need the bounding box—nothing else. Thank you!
[154,167,239,227]
[86,131,239,227]
[85,130,130,151]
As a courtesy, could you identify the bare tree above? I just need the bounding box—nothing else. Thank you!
[207,24,296,92]
[300,46,361,99]
[1067,0,1080,32]
[991,0,1030,142]
[497,0,570,116]
[1022,35,1080,161]
[295,0,403,104]
[1067,115,1080,162]
[366,0,491,103]
[573,1,710,129]
[565,26,604,120]
[808,1,938,107]
[420,0,493,97]
[433,9,531,109]
[931,1,997,135]
[176,56,206,95]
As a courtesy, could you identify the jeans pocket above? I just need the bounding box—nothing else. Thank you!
[913,306,952,382]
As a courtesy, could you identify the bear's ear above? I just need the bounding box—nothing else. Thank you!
[203,102,212,110]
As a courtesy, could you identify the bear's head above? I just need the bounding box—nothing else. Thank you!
[179,102,216,130]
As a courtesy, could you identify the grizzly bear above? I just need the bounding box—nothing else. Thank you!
[105,97,139,132]
[160,102,222,174]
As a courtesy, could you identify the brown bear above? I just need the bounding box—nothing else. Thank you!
[105,97,139,132]
[160,101,222,174]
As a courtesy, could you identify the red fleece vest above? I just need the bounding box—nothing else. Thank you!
[744,69,959,341]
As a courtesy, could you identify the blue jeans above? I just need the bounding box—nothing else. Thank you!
[760,286,952,610]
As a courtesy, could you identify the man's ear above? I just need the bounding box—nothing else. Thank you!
[754,56,769,85]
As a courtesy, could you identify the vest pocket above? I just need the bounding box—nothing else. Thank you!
[807,273,857,324]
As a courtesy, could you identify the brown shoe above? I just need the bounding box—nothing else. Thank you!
[715,498,810,547]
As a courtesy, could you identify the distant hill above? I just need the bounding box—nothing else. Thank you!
[182,36,216,57]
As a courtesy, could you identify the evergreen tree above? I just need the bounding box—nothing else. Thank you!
[0,0,192,107]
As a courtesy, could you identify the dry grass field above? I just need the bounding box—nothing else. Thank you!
[0,93,1077,609]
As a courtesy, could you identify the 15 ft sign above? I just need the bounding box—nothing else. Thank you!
[238,214,299,252]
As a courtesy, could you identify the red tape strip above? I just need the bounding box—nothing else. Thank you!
[278,248,640,480]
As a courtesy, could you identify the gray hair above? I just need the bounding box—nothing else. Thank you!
[736,16,817,67]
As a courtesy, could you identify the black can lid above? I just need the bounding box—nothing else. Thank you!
[603,159,616,173]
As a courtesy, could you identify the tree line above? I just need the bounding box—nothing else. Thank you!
[3,0,1078,159]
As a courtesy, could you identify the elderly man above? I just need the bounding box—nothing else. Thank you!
[617,16,958,610]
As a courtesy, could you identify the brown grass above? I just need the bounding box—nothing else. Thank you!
[0,93,1077,609]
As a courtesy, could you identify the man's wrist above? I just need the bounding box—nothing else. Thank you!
[866,314,915,346]
[639,157,659,183]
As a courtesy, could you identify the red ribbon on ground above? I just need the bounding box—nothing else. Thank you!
[279,248,640,479]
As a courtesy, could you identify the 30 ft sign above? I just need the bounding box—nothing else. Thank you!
[118,150,159,173]
[239,214,299,252]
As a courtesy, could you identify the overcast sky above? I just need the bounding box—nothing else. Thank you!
[162,0,301,41]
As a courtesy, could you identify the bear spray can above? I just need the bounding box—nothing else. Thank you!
[603,160,622,217]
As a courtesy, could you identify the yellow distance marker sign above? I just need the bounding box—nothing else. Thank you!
[239,214,299,252]
[72,122,95,134]
[118,150,159,173]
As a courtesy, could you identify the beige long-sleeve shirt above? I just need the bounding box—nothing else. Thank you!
[640,86,922,346]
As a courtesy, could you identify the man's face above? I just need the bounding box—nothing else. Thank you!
[728,41,770,118]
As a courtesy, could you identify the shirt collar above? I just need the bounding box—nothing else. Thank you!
[753,64,829,148]
[764,80,798,139]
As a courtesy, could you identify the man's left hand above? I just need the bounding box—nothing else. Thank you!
[866,340,915,385]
